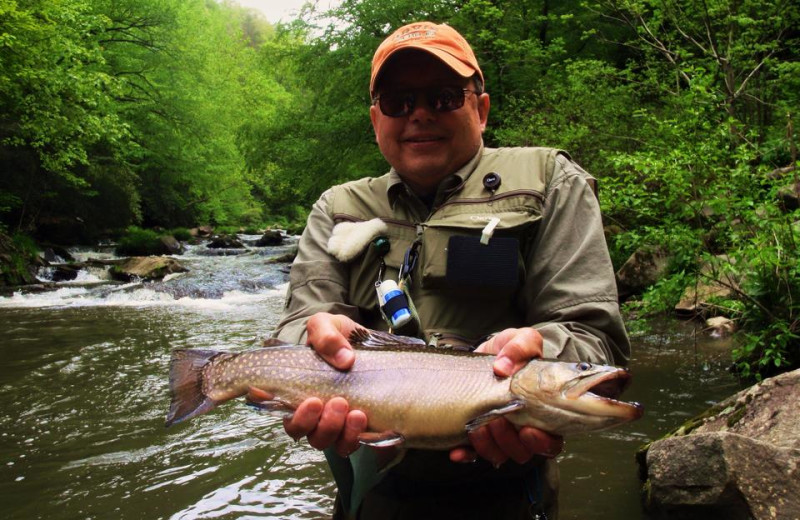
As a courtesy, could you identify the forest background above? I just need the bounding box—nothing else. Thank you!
[1,0,798,379]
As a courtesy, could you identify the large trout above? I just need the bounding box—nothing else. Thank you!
[165,329,643,448]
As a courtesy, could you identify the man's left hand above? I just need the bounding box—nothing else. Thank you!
[449,327,564,466]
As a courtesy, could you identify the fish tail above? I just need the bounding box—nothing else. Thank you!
[165,349,221,427]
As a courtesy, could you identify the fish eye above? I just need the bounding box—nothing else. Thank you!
[577,362,592,371]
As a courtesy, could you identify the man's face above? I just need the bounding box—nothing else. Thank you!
[370,51,490,195]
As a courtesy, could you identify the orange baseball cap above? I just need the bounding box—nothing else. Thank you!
[370,22,483,95]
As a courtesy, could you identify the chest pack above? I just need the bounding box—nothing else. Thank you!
[328,147,565,344]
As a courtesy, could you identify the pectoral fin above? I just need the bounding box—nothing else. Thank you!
[245,387,295,418]
[355,432,408,473]
[465,399,526,432]
[357,431,405,447]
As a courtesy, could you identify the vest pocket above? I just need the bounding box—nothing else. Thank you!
[419,210,538,293]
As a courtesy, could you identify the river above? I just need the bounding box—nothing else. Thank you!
[0,235,741,519]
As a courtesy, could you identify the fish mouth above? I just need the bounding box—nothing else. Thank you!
[563,369,644,419]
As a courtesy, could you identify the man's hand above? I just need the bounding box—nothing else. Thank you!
[449,327,564,466]
[279,312,368,456]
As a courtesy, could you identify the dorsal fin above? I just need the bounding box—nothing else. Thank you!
[261,338,293,348]
[348,328,426,348]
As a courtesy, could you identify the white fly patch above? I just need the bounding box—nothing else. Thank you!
[327,218,388,262]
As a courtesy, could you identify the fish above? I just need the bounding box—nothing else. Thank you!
[165,329,643,449]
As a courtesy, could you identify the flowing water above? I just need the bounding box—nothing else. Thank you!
[0,237,741,519]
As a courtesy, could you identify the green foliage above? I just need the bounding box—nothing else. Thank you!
[115,226,163,256]
[168,228,192,242]
[632,271,691,316]
[1,0,798,378]
[724,213,800,380]
[1,0,278,236]
[213,225,241,236]
[0,229,39,286]
[241,226,261,236]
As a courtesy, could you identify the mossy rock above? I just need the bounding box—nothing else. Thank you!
[0,231,39,286]
[110,256,188,281]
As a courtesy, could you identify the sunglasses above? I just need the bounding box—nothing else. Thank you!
[372,86,479,118]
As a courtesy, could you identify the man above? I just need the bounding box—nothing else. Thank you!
[269,21,629,519]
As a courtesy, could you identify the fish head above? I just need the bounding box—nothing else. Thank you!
[509,360,644,434]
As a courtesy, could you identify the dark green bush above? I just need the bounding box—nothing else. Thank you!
[0,230,40,286]
[169,228,192,242]
[115,227,163,256]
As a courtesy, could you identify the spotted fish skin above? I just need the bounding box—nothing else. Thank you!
[165,330,643,448]
[167,345,508,449]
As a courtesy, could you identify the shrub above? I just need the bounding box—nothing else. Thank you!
[115,227,163,256]
[169,228,192,241]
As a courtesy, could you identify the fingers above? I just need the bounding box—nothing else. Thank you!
[490,328,544,378]
[335,409,368,457]
[306,313,358,370]
[462,420,563,467]
[283,397,324,441]
[282,397,367,455]
[520,426,564,459]
[467,422,508,468]
[306,397,349,450]
[449,446,478,464]
[487,418,531,464]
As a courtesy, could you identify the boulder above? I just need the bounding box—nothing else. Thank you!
[110,256,188,281]
[255,229,283,247]
[42,246,75,263]
[0,232,38,286]
[207,235,245,249]
[704,316,736,338]
[615,246,670,299]
[190,226,214,237]
[639,369,800,520]
[777,179,800,211]
[674,255,737,318]
[266,245,298,263]
[51,265,81,282]
[159,235,183,255]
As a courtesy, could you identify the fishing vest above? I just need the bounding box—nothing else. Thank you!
[329,147,570,347]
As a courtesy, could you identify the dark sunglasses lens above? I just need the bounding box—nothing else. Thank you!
[378,87,468,117]
[432,87,465,112]
[379,92,413,117]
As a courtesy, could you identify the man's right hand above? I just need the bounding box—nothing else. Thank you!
[280,312,368,456]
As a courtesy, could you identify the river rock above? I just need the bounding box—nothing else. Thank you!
[674,255,736,318]
[159,235,183,255]
[110,256,188,281]
[207,235,245,249]
[51,265,81,282]
[615,245,670,300]
[42,246,75,263]
[254,230,283,247]
[266,245,298,263]
[777,179,800,210]
[639,368,800,520]
[704,316,736,338]
[190,226,214,237]
[0,231,39,286]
